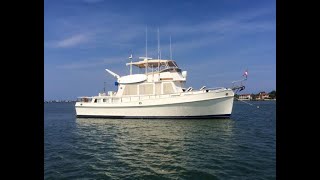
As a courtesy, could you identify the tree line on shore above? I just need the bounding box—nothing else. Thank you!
[235,90,276,100]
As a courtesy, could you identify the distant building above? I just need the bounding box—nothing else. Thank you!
[238,94,252,100]
[256,92,270,100]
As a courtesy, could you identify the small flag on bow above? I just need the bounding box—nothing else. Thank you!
[243,69,248,78]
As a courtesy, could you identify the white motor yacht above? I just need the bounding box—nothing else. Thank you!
[75,56,235,119]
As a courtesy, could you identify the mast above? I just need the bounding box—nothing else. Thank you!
[146,26,148,58]
[129,53,133,75]
[158,28,160,71]
[145,26,148,74]
[160,29,161,60]
[157,28,160,59]
[170,36,172,60]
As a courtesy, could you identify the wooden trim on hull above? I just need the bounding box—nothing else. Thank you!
[76,114,231,119]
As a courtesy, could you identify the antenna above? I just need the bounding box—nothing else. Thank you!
[170,36,172,60]
[157,28,160,59]
[145,26,149,74]
[146,26,148,59]
[129,50,133,75]
[157,27,162,60]
[157,27,160,72]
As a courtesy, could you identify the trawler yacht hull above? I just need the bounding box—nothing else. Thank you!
[75,90,234,119]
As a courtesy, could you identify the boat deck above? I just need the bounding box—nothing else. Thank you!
[77,87,230,104]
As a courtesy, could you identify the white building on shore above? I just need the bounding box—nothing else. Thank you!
[238,94,252,100]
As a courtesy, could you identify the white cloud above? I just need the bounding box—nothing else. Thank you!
[46,6,274,52]
[55,34,91,48]
[57,56,125,70]
[48,7,275,70]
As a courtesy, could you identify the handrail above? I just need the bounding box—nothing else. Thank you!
[206,87,225,90]
[77,87,230,104]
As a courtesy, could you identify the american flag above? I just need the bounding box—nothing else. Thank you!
[243,70,248,78]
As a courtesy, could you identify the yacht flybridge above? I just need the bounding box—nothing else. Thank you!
[75,55,236,118]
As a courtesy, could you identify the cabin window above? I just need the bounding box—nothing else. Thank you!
[82,98,89,102]
[161,68,181,73]
[155,83,161,95]
[139,84,153,95]
[123,84,138,95]
[103,99,107,102]
[163,83,174,94]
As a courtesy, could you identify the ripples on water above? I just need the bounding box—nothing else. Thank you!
[44,101,276,179]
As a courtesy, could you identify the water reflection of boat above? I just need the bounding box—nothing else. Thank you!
[75,118,235,170]
[75,118,235,140]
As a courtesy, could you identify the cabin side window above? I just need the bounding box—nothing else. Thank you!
[163,83,174,94]
[123,84,138,95]
[155,83,161,95]
[139,84,153,95]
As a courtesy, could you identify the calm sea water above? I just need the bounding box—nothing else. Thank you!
[44,101,276,179]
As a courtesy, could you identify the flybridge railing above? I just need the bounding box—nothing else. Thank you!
[77,87,229,103]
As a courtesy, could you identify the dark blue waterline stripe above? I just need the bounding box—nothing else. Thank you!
[76,114,231,119]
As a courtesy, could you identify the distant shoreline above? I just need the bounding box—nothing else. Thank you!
[44,99,277,103]
[235,99,276,101]
[44,101,76,103]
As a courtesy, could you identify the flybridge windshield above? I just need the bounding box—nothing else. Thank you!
[127,60,179,69]
[157,60,179,71]
[160,68,181,73]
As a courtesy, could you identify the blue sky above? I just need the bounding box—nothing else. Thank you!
[44,0,276,100]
